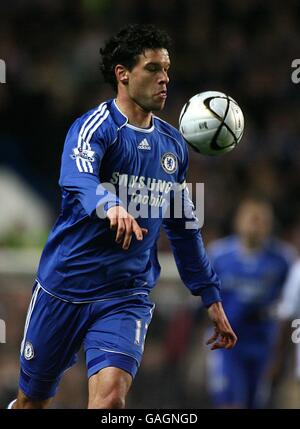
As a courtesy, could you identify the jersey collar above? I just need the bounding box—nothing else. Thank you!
[110,99,154,132]
[110,99,128,128]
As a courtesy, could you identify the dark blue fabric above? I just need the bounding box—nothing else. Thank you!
[36,98,221,306]
[20,288,152,399]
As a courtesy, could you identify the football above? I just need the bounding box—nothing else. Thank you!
[179,91,244,155]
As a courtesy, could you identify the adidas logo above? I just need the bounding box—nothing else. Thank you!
[137,138,151,150]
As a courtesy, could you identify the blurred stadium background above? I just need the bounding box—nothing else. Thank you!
[0,0,300,408]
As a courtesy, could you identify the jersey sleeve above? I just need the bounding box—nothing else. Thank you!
[59,109,121,217]
[162,139,221,308]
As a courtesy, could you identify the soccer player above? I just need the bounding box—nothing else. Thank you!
[9,24,236,410]
[206,197,295,408]
[276,259,300,382]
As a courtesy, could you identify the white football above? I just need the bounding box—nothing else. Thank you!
[179,91,244,155]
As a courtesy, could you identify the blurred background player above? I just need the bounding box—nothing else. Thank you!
[206,197,296,409]
[272,259,300,405]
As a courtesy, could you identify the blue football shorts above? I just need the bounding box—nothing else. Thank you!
[19,281,155,400]
[207,345,272,408]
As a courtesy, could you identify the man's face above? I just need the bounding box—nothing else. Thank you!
[125,48,170,112]
[235,201,273,247]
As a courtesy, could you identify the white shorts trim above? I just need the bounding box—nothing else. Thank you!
[20,283,41,355]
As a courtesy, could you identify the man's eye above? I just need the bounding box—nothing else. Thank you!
[146,65,159,72]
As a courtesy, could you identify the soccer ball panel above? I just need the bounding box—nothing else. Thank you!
[179,91,244,156]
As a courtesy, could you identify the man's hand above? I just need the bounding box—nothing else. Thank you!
[106,205,148,250]
[206,301,237,350]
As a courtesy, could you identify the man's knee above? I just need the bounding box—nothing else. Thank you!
[88,366,132,409]
[88,388,126,409]
[14,390,51,409]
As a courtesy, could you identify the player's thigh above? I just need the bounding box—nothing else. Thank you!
[207,347,247,408]
[14,388,52,409]
[88,366,132,409]
[20,282,89,401]
[246,354,271,408]
[84,294,155,380]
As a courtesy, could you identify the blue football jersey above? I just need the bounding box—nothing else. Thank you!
[208,235,294,346]
[36,99,220,305]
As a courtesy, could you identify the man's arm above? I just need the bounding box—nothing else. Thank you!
[59,113,147,249]
[162,187,237,350]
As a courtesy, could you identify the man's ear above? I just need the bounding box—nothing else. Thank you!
[115,64,129,85]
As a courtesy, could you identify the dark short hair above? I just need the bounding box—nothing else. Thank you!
[238,194,273,210]
[100,24,172,91]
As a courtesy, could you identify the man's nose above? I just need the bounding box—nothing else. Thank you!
[159,70,169,84]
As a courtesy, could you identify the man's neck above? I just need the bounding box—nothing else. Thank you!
[115,96,152,129]
[239,237,265,253]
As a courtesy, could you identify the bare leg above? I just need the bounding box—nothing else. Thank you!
[13,389,52,409]
[88,367,132,409]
